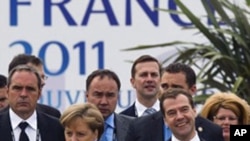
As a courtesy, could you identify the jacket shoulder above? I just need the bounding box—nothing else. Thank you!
[37,104,61,118]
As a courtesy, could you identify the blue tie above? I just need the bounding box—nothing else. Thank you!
[142,108,156,116]
[100,122,113,141]
[164,124,172,141]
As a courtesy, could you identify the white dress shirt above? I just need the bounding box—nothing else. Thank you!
[171,131,200,141]
[135,98,160,117]
[9,108,40,141]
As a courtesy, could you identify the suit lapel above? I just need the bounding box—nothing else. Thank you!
[195,115,206,139]
[130,103,137,117]
[37,111,50,141]
[0,110,14,141]
[200,137,207,141]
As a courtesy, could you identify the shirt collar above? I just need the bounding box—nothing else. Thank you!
[171,131,200,141]
[135,99,160,117]
[9,108,38,130]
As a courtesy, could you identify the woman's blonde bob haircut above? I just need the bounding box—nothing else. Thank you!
[200,91,250,124]
[60,103,104,140]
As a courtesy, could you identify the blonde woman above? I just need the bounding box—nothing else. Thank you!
[200,92,250,141]
[60,103,104,141]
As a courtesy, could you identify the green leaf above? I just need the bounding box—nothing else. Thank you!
[246,0,250,6]
[232,76,244,92]
[123,0,250,104]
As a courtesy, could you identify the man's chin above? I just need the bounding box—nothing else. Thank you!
[16,107,32,114]
[143,93,157,99]
[103,113,112,119]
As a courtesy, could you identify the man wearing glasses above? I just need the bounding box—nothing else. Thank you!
[1,53,61,118]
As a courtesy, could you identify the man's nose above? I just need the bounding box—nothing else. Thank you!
[145,74,154,81]
[20,88,28,97]
[176,111,184,119]
[100,96,108,104]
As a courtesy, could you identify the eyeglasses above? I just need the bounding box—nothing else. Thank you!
[213,116,238,121]
[41,75,48,80]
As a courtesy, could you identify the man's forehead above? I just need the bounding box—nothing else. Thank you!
[164,95,189,103]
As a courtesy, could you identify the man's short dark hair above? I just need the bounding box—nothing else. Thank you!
[0,74,7,88]
[163,63,196,88]
[86,69,121,91]
[160,88,195,117]
[8,54,43,73]
[131,55,161,78]
[7,65,42,90]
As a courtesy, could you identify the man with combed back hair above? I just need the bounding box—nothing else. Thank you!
[1,53,61,118]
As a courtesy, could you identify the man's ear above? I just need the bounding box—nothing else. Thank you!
[190,85,197,96]
[193,107,197,116]
[38,88,42,99]
[85,91,89,99]
[130,78,136,88]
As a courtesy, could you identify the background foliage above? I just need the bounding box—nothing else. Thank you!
[123,0,250,104]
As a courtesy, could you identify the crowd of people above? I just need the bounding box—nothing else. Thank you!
[0,53,250,141]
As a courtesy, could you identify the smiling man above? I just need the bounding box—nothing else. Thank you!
[125,63,224,141]
[160,88,203,141]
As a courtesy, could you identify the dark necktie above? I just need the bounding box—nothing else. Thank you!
[19,122,29,141]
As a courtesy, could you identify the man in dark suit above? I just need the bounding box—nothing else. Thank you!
[120,55,162,117]
[6,53,61,118]
[0,65,64,141]
[160,88,206,141]
[86,69,133,141]
[125,111,166,141]
[160,63,223,140]
[125,63,224,141]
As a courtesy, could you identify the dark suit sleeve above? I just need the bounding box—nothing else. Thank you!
[125,119,137,141]
[38,112,65,141]
[125,116,151,141]
[125,112,164,141]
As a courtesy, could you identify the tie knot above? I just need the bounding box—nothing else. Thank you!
[143,108,156,116]
[19,122,29,130]
[105,122,112,129]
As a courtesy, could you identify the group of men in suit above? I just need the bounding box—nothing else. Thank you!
[0,64,64,141]
[120,55,224,141]
[0,54,64,141]
[0,53,225,141]
[0,53,133,141]
[6,54,61,118]
[83,54,225,141]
